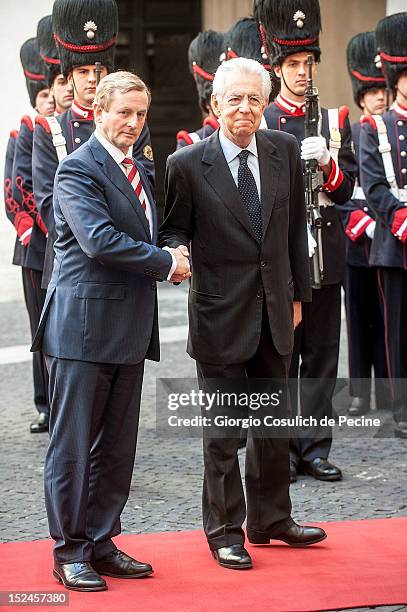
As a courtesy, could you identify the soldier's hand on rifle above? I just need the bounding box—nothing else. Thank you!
[301,135,331,167]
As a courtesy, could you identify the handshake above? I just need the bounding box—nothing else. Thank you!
[167,245,192,283]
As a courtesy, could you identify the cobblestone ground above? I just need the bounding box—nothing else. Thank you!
[0,283,406,612]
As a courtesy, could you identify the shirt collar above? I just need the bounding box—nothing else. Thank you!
[71,100,94,120]
[94,129,133,165]
[275,93,306,116]
[218,129,258,164]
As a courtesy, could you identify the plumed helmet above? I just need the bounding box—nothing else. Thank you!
[20,37,48,108]
[188,30,224,112]
[375,12,407,93]
[52,0,118,78]
[253,0,321,66]
[346,32,386,109]
[37,15,61,88]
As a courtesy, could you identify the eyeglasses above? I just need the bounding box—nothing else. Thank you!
[222,94,265,108]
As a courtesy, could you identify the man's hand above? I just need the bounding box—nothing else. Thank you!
[169,245,191,283]
[293,301,302,329]
[301,136,331,166]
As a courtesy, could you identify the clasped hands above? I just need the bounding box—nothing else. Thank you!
[168,245,192,283]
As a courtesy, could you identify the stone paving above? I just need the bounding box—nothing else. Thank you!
[0,283,406,612]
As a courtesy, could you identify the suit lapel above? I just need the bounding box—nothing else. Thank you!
[256,130,281,239]
[202,131,258,242]
[88,135,151,241]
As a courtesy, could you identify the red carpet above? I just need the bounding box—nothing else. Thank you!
[1,518,406,612]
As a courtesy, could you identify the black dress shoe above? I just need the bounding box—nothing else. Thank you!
[302,458,342,481]
[92,549,153,578]
[30,412,49,434]
[53,562,107,592]
[394,421,407,439]
[248,520,327,547]
[212,544,252,570]
[348,396,370,416]
[290,461,297,483]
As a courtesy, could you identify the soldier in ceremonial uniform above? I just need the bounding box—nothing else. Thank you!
[176,30,224,149]
[33,0,154,289]
[9,37,54,433]
[341,32,388,416]
[255,0,357,482]
[359,12,407,439]
[38,15,73,116]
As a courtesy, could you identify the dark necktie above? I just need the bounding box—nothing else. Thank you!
[237,149,262,241]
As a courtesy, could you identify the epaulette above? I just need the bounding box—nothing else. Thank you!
[10,130,19,139]
[338,106,349,129]
[176,130,195,146]
[203,117,219,130]
[360,115,377,130]
[35,115,51,133]
[20,115,34,132]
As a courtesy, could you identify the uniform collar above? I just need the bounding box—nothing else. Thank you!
[218,129,258,164]
[275,93,305,116]
[71,100,94,120]
[393,101,407,119]
[94,129,133,166]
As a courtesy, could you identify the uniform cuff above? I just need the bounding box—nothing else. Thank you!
[322,158,344,193]
[345,210,374,242]
[391,208,407,243]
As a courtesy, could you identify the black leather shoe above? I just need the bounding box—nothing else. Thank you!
[348,397,370,416]
[53,562,107,592]
[302,458,342,481]
[212,544,252,570]
[394,421,407,439]
[249,520,326,547]
[92,549,153,578]
[30,411,49,434]
[290,461,297,483]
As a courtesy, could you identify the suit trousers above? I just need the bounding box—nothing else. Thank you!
[22,268,49,415]
[377,267,407,423]
[44,355,144,563]
[196,303,292,550]
[289,283,341,464]
[344,264,388,405]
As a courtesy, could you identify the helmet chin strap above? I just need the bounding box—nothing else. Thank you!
[280,66,302,99]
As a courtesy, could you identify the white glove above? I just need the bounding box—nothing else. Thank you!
[365,221,376,239]
[307,225,317,257]
[301,136,331,166]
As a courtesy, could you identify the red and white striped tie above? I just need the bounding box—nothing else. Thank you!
[122,157,149,225]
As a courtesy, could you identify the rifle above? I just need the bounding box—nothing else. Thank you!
[95,62,101,87]
[304,54,324,289]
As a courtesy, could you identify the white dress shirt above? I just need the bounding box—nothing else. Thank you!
[94,128,177,279]
[218,129,261,198]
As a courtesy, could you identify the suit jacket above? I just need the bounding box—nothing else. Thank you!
[32,133,172,364]
[159,128,311,363]
[32,107,155,287]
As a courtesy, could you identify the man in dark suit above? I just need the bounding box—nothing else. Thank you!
[160,57,326,571]
[32,71,190,592]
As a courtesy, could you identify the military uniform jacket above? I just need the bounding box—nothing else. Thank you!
[32,103,155,286]
[11,116,47,272]
[264,96,357,284]
[359,106,407,269]
[4,128,27,267]
[340,121,375,267]
[176,117,219,149]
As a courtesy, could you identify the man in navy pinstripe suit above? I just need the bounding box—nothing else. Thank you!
[32,71,190,592]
